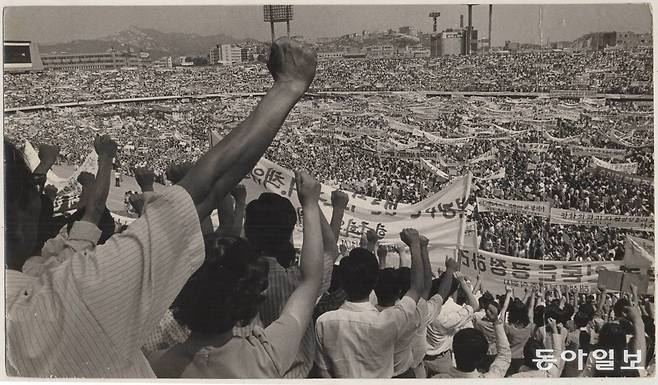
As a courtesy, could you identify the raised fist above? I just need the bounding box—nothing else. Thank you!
[231,184,247,203]
[399,228,419,246]
[366,229,379,244]
[77,171,96,186]
[485,303,500,320]
[339,243,347,256]
[134,167,155,191]
[419,235,429,248]
[43,184,58,201]
[505,285,513,294]
[445,257,459,271]
[295,169,320,206]
[331,190,349,209]
[267,37,317,95]
[38,144,60,165]
[167,162,194,184]
[94,135,118,159]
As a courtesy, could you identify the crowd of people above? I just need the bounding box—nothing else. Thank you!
[4,38,655,379]
[3,47,652,109]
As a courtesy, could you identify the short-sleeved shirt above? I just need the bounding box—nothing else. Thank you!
[505,323,534,359]
[410,295,443,367]
[426,298,475,355]
[148,314,304,378]
[5,186,204,378]
[315,296,417,378]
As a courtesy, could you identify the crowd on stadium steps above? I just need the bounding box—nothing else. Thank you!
[4,37,655,379]
[3,47,653,108]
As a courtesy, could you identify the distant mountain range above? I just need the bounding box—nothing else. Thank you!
[39,26,263,58]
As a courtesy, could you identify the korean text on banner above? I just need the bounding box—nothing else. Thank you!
[569,145,626,160]
[591,156,638,174]
[549,208,654,232]
[476,197,551,218]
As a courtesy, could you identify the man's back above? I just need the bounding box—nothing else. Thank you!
[315,297,416,378]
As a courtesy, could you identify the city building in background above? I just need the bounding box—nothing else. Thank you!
[219,44,248,64]
[40,50,148,71]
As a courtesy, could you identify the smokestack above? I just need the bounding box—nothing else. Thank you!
[489,4,493,52]
[460,14,464,28]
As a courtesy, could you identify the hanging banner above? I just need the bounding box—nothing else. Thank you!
[591,156,638,174]
[549,208,654,232]
[541,131,581,144]
[474,168,506,181]
[420,158,450,180]
[210,130,472,249]
[459,249,622,291]
[468,149,498,165]
[519,143,550,153]
[624,235,654,269]
[593,166,653,186]
[476,197,551,218]
[569,145,626,160]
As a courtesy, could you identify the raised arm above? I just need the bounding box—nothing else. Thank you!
[329,190,348,241]
[500,285,512,324]
[400,228,423,303]
[229,184,246,237]
[365,229,378,253]
[75,171,96,210]
[377,245,388,270]
[454,271,480,312]
[178,38,316,219]
[82,136,116,225]
[419,235,432,300]
[437,257,459,304]
[627,304,647,370]
[33,144,60,183]
[528,288,537,325]
[279,171,324,326]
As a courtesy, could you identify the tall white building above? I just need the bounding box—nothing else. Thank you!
[220,44,247,64]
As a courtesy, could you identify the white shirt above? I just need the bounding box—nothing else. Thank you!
[5,186,204,377]
[426,298,475,355]
[315,296,417,378]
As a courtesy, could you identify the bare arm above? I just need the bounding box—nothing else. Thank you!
[230,185,246,237]
[627,305,647,370]
[330,190,348,242]
[437,257,459,304]
[82,136,116,225]
[420,235,432,300]
[178,38,316,220]
[279,171,323,326]
[33,144,60,179]
[400,228,423,303]
[528,289,537,325]
[454,271,480,312]
[500,286,512,324]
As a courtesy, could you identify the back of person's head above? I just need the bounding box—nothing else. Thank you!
[244,192,297,268]
[478,291,495,309]
[339,248,379,301]
[397,267,411,299]
[578,302,595,320]
[4,140,42,269]
[523,338,545,370]
[453,328,488,372]
[429,271,460,302]
[534,305,545,327]
[174,235,268,334]
[328,264,342,293]
[597,322,628,356]
[613,297,630,319]
[374,268,399,307]
[574,310,590,328]
[563,303,575,324]
[508,299,530,327]
[545,304,567,326]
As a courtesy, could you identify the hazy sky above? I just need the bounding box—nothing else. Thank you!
[3,3,653,47]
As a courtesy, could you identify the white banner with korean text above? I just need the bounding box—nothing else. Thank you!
[549,208,654,232]
[591,156,638,175]
[476,197,551,218]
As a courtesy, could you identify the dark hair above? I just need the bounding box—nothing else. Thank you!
[533,305,545,327]
[453,328,488,372]
[328,264,342,293]
[397,267,411,299]
[244,192,297,268]
[578,303,595,320]
[66,207,115,245]
[374,268,400,307]
[173,236,268,334]
[508,299,530,327]
[478,291,495,310]
[563,303,575,324]
[598,322,628,354]
[613,298,630,319]
[339,248,379,301]
[545,304,567,326]
[523,338,545,370]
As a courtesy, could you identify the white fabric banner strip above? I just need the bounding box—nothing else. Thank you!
[519,143,550,153]
[569,145,626,160]
[549,208,654,232]
[591,156,638,174]
[420,158,450,180]
[468,149,498,164]
[474,168,505,181]
[594,166,653,186]
[542,131,581,144]
[459,249,622,290]
[623,235,654,268]
[476,197,551,218]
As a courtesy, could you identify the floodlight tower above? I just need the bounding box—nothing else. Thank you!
[263,5,294,42]
[429,12,441,33]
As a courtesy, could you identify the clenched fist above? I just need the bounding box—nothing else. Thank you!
[38,144,60,165]
[134,167,155,192]
[295,170,320,206]
[167,162,194,184]
[267,37,317,96]
[331,190,349,209]
[94,135,117,159]
[231,184,247,203]
[399,228,420,246]
[77,171,96,186]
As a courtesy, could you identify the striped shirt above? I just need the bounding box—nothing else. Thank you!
[5,186,204,378]
[257,253,335,379]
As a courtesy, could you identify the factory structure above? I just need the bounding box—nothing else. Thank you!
[428,4,491,57]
